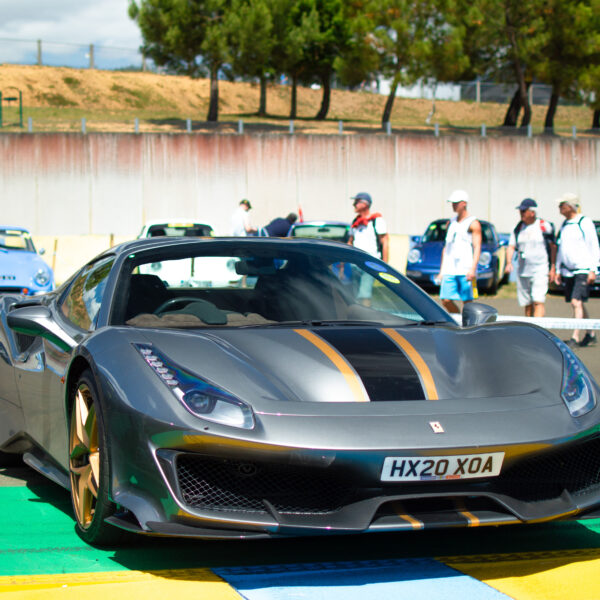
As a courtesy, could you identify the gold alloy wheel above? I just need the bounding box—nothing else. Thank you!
[69,384,100,530]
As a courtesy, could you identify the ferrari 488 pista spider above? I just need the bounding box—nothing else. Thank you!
[1,236,599,545]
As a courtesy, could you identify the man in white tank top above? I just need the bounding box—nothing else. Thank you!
[438,190,482,314]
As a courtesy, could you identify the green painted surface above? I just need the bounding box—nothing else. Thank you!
[1,479,600,577]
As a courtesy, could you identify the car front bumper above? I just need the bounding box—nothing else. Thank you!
[107,420,600,539]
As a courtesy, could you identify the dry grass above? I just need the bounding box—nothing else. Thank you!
[0,64,597,136]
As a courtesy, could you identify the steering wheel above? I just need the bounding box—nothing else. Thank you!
[153,297,200,315]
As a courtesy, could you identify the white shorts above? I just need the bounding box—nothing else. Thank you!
[517,271,548,306]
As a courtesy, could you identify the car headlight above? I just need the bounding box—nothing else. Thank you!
[478,251,492,268]
[556,338,595,417]
[34,268,51,286]
[134,343,254,429]
[407,248,421,264]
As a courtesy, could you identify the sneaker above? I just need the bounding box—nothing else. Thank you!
[564,338,579,349]
[579,333,597,347]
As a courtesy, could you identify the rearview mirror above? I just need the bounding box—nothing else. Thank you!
[462,302,498,327]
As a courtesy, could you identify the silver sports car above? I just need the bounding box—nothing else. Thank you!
[1,236,599,545]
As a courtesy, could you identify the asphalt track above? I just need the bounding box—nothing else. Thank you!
[1,292,599,599]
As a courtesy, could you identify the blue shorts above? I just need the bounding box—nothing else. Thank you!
[440,275,475,301]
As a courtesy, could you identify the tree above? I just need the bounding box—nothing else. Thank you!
[129,0,231,121]
[268,0,313,118]
[453,0,546,129]
[368,0,464,127]
[579,64,600,129]
[226,0,274,116]
[286,0,351,120]
[532,0,600,131]
[333,1,380,90]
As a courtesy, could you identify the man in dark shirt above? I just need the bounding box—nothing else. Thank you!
[263,213,298,237]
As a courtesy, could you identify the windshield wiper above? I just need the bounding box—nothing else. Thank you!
[404,320,454,326]
[244,319,384,328]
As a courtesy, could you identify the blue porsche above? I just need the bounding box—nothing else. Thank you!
[0,226,54,295]
[406,219,507,294]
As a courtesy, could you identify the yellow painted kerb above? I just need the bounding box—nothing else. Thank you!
[0,568,242,600]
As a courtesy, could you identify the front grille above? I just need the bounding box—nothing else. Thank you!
[175,437,600,517]
[0,287,23,293]
[495,436,600,502]
[176,455,352,514]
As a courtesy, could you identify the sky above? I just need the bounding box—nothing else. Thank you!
[0,1,144,69]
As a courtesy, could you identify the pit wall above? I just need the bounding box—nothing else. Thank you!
[3,132,598,271]
[31,233,411,286]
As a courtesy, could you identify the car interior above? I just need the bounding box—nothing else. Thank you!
[120,256,416,329]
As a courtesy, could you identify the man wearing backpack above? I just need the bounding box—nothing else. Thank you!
[348,192,389,262]
[505,198,556,318]
[348,192,389,304]
[555,193,600,347]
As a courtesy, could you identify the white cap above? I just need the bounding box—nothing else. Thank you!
[556,192,579,207]
[447,189,469,203]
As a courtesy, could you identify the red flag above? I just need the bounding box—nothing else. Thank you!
[297,205,304,223]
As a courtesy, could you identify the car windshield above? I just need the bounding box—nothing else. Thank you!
[422,221,448,243]
[147,223,213,238]
[114,242,452,329]
[0,229,35,252]
[291,224,349,243]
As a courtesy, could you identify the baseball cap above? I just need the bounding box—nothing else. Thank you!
[556,192,579,208]
[516,198,537,211]
[447,189,469,203]
[351,192,372,206]
[240,198,252,209]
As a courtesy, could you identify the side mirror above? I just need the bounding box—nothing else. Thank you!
[462,302,498,327]
[7,305,76,352]
[38,248,46,255]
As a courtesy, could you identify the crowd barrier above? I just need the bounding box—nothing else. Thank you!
[452,314,600,330]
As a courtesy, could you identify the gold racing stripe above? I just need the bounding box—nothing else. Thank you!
[294,329,369,402]
[381,328,439,400]
[392,502,424,530]
[454,499,480,527]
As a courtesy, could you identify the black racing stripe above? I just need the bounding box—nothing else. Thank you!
[315,328,425,401]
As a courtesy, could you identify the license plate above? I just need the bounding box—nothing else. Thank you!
[381,452,504,481]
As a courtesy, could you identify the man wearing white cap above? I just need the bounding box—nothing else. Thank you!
[555,192,599,347]
[438,190,482,314]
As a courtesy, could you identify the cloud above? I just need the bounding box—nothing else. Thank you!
[0,0,143,67]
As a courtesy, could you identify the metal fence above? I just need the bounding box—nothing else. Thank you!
[0,38,148,71]
[459,81,580,107]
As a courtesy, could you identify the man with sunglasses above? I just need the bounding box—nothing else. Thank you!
[505,198,556,318]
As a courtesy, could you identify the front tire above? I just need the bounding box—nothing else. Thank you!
[69,370,124,546]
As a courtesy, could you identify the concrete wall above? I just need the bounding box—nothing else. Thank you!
[2,132,598,281]
[1,133,598,238]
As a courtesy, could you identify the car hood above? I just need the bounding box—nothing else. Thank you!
[0,251,50,285]
[119,322,565,416]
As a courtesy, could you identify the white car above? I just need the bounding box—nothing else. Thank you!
[137,220,241,288]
